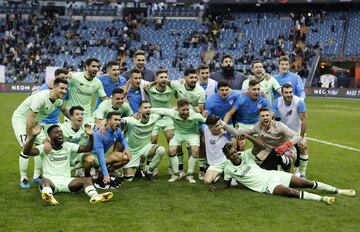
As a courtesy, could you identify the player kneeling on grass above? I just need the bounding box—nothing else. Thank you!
[211,141,355,205]
[22,124,113,206]
[83,111,131,189]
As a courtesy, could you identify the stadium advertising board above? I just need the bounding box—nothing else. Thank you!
[306,87,360,98]
[0,83,41,93]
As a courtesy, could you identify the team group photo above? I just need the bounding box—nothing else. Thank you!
[1,0,360,231]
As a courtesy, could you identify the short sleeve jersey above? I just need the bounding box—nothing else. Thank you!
[36,142,79,178]
[171,81,205,107]
[94,99,133,120]
[13,90,63,123]
[232,94,270,124]
[242,76,281,103]
[122,114,161,152]
[59,122,88,145]
[204,126,228,166]
[224,149,271,193]
[146,85,175,108]
[151,108,206,135]
[67,72,106,117]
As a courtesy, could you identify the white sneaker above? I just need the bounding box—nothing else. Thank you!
[186,175,196,184]
[337,189,356,197]
[198,171,205,180]
[168,175,180,183]
[179,170,186,179]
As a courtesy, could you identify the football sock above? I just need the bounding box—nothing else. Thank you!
[33,155,42,179]
[149,146,165,172]
[177,152,183,170]
[313,181,337,193]
[199,158,206,172]
[299,154,309,176]
[300,191,322,201]
[187,156,198,175]
[19,152,29,180]
[169,156,179,175]
[85,185,98,198]
[42,186,53,195]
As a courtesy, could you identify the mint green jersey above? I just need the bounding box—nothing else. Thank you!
[36,142,79,178]
[122,114,161,152]
[170,81,205,107]
[67,72,106,118]
[224,149,273,193]
[59,122,88,145]
[146,85,175,108]
[151,108,206,135]
[242,75,281,103]
[94,99,133,120]
[13,89,63,123]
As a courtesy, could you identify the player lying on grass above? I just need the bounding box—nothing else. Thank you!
[210,140,355,205]
[22,124,113,206]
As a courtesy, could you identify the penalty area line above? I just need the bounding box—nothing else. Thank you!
[307,137,360,152]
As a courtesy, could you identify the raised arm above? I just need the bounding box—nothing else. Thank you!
[78,124,94,153]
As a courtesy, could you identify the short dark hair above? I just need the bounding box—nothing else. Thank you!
[106,61,119,70]
[184,68,197,76]
[248,79,260,87]
[139,100,151,108]
[281,83,293,93]
[107,111,121,120]
[222,143,234,156]
[47,125,60,136]
[198,64,209,71]
[222,54,233,63]
[112,88,125,95]
[251,59,263,68]
[155,69,168,76]
[134,50,145,58]
[85,58,100,66]
[70,106,84,116]
[259,108,270,114]
[54,68,69,77]
[205,115,220,126]
[53,77,68,86]
[177,99,190,108]
[130,68,142,77]
[217,81,230,89]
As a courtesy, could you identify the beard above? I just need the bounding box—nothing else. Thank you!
[222,66,235,76]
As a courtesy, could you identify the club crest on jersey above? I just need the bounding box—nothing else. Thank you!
[229,99,234,105]
[257,103,262,109]
[209,139,216,145]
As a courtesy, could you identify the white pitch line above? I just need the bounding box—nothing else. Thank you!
[307,137,360,152]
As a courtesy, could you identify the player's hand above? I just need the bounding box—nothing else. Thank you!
[32,124,41,136]
[209,185,216,192]
[298,138,307,149]
[259,90,267,98]
[84,124,93,135]
[219,120,225,127]
[124,149,132,161]
[202,110,208,118]
[133,112,140,119]
[103,175,110,184]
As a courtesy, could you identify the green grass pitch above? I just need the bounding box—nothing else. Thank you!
[0,93,359,232]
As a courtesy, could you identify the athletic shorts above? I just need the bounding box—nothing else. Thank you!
[123,143,155,168]
[12,116,46,146]
[151,116,174,136]
[235,122,255,131]
[47,175,75,193]
[169,132,200,146]
[207,159,230,173]
[263,170,293,195]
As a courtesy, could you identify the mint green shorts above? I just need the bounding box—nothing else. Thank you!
[123,143,155,168]
[169,132,200,146]
[151,116,174,136]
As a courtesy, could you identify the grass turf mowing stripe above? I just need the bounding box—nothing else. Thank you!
[307,137,360,152]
